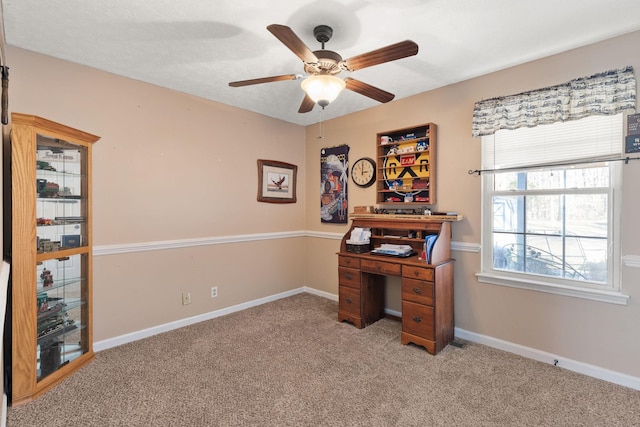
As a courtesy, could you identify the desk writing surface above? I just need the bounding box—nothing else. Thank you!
[339,251,451,268]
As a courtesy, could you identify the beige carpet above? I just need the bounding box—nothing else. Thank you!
[8,293,640,426]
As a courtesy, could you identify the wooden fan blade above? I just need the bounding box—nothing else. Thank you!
[229,74,299,87]
[344,78,395,103]
[267,24,318,63]
[342,40,418,71]
[298,94,315,113]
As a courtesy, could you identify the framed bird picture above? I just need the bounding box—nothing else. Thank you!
[257,159,297,203]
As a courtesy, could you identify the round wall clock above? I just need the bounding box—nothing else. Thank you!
[351,157,376,188]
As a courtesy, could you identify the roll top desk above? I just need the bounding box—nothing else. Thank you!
[337,213,461,355]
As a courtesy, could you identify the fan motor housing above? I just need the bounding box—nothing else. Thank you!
[305,49,343,75]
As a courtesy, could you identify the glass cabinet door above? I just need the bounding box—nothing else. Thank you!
[35,134,90,382]
[36,254,88,380]
[36,135,88,253]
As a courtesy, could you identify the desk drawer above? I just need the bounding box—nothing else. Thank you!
[339,286,361,316]
[402,278,434,306]
[339,256,360,269]
[338,267,361,289]
[402,301,434,341]
[361,259,401,276]
[403,265,434,282]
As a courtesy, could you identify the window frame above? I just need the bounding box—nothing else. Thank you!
[478,136,629,306]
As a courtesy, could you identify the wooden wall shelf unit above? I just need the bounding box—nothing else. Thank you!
[376,123,436,205]
[338,213,462,355]
[5,113,100,405]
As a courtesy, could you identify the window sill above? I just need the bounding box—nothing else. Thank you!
[476,272,629,305]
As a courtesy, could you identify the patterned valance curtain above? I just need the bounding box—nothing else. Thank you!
[472,66,636,137]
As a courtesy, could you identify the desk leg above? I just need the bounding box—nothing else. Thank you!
[361,273,385,327]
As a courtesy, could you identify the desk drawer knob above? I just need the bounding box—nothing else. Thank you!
[346,298,352,304]
[414,271,420,277]
[412,287,422,295]
[345,273,353,280]
[413,316,422,323]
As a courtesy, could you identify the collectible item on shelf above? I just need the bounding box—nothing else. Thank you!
[37,306,69,338]
[37,217,53,225]
[39,341,61,377]
[54,216,84,223]
[61,234,81,248]
[373,208,429,215]
[36,160,56,171]
[37,293,49,312]
[37,238,61,253]
[36,178,60,198]
[40,268,54,287]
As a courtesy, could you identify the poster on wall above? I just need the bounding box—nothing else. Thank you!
[320,145,349,224]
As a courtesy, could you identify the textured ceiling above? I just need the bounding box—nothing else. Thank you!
[3,0,640,126]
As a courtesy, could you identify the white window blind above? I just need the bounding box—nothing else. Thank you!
[482,114,624,170]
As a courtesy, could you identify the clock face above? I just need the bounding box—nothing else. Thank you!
[351,157,376,188]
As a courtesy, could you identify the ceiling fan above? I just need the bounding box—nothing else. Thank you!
[228,24,419,113]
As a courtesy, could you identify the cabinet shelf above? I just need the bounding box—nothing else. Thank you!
[37,277,83,293]
[37,220,86,227]
[37,197,83,202]
[37,323,79,346]
[377,189,429,193]
[37,302,68,322]
[378,152,428,160]
[380,136,429,146]
[36,247,89,261]
[37,170,86,178]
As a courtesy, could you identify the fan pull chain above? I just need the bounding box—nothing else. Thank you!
[318,108,324,139]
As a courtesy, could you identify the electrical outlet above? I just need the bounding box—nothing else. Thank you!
[182,292,191,305]
[211,286,218,298]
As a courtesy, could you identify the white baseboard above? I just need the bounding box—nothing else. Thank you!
[94,287,640,391]
[303,286,338,301]
[454,327,640,391]
[94,287,306,352]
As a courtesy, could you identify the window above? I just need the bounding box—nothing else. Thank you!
[478,114,629,304]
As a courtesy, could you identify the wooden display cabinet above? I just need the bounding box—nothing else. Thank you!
[5,113,99,405]
[376,123,436,205]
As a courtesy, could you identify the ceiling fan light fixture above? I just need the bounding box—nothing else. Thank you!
[301,74,346,108]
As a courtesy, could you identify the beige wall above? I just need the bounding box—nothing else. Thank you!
[5,46,307,341]
[4,30,640,379]
[305,31,640,378]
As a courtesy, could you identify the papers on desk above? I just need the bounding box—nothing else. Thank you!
[348,227,371,244]
[371,244,415,257]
